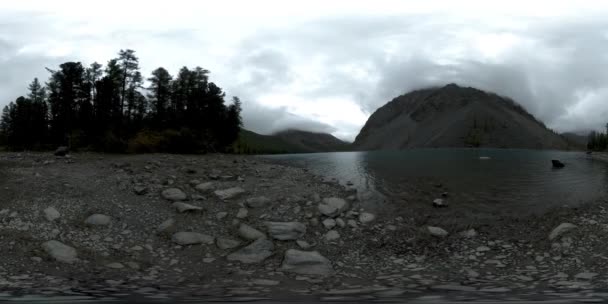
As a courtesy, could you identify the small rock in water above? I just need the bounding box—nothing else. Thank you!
[172,232,214,245]
[432,198,447,208]
[280,249,333,276]
[44,207,61,222]
[318,198,349,217]
[172,202,203,213]
[245,196,271,208]
[265,222,307,240]
[322,219,336,229]
[85,214,111,226]
[238,223,266,240]
[236,208,249,219]
[427,226,448,237]
[324,230,340,241]
[42,240,77,263]
[227,238,274,264]
[214,187,246,200]
[359,212,376,224]
[549,223,577,240]
[162,188,187,201]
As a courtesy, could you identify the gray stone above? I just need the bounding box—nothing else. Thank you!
[574,272,598,280]
[214,187,246,200]
[265,221,306,240]
[162,188,187,201]
[172,202,203,213]
[157,219,175,234]
[42,240,77,263]
[216,212,228,220]
[335,218,346,228]
[476,246,491,252]
[245,196,271,208]
[133,186,148,195]
[296,240,312,249]
[433,198,447,208]
[195,182,215,192]
[431,285,476,292]
[106,262,124,269]
[171,232,214,245]
[126,262,140,269]
[252,279,280,286]
[460,229,478,238]
[318,198,349,217]
[324,230,340,241]
[216,238,241,250]
[280,249,333,276]
[549,223,577,240]
[238,223,266,240]
[54,146,69,156]
[227,238,274,264]
[236,208,248,219]
[322,218,336,229]
[85,214,111,226]
[427,226,448,237]
[44,207,60,222]
[359,212,376,224]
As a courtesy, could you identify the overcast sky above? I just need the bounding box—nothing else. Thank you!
[1,1,608,141]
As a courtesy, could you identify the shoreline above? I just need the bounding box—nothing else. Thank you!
[1,152,608,300]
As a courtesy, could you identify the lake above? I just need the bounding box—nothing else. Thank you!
[263,149,608,215]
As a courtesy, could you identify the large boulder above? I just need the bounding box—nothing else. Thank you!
[84,214,111,226]
[280,249,333,276]
[53,146,69,157]
[265,222,307,240]
[318,198,349,217]
[42,240,77,263]
[162,188,187,201]
[227,238,274,264]
[245,196,271,208]
[44,207,61,222]
[214,187,246,200]
[172,232,214,245]
[549,223,577,240]
[238,223,266,240]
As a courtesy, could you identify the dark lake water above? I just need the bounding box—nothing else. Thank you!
[263,149,608,215]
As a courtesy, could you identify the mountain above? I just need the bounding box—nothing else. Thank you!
[233,129,349,154]
[561,132,589,148]
[354,84,579,150]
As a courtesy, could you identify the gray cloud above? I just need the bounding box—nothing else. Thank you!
[2,7,608,140]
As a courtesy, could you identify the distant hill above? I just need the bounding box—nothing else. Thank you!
[561,132,589,148]
[354,84,580,150]
[232,129,349,154]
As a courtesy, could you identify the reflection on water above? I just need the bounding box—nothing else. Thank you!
[263,149,608,214]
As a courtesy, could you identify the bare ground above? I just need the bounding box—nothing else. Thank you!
[1,152,608,301]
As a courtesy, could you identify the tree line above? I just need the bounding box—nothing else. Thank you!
[588,124,608,151]
[0,49,242,153]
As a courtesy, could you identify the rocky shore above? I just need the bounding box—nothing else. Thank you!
[1,152,608,301]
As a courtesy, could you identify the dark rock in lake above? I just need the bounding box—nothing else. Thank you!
[552,160,565,168]
[54,146,69,157]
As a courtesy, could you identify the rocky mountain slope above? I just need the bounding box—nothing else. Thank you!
[235,129,348,154]
[354,84,577,150]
